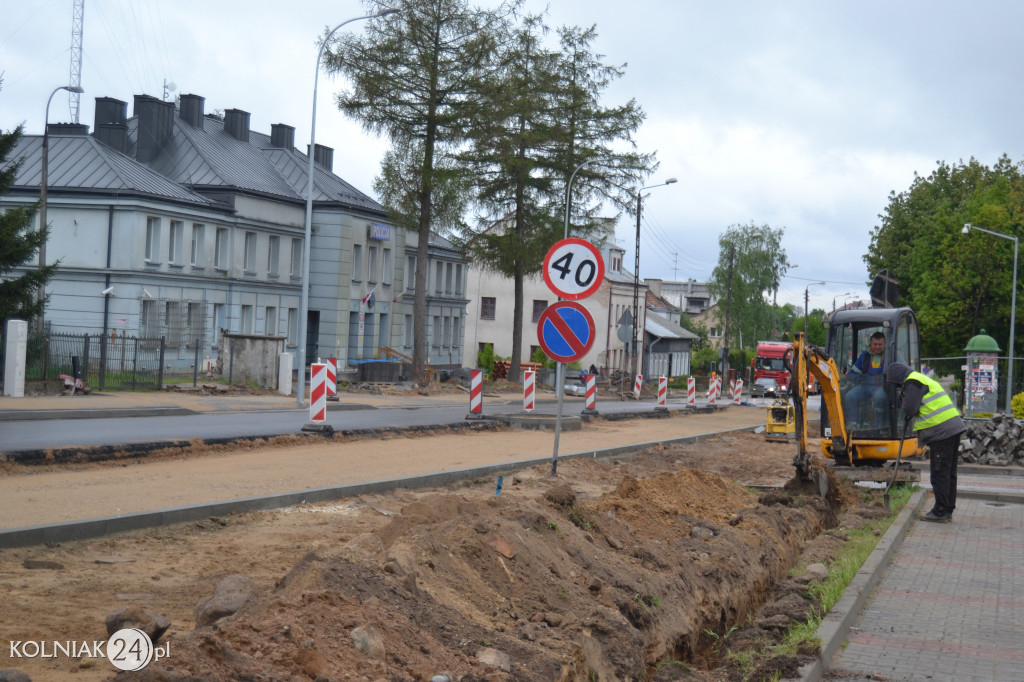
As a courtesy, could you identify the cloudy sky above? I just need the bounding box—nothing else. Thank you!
[3,0,1022,313]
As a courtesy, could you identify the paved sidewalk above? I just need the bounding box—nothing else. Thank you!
[826,493,1024,681]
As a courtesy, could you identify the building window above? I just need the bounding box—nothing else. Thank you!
[265,306,277,335]
[532,299,547,323]
[243,232,257,273]
[452,317,461,349]
[710,327,720,338]
[141,299,159,336]
[213,303,226,336]
[165,301,184,346]
[187,302,206,348]
[406,256,416,290]
[241,305,254,334]
[383,248,392,285]
[368,245,378,283]
[352,244,363,282]
[455,264,463,295]
[168,220,184,265]
[435,261,443,293]
[287,308,298,346]
[443,316,451,346]
[404,314,413,349]
[481,297,496,320]
[268,236,280,277]
[290,238,302,278]
[530,344,540,360]
[145,217,160,262]
[432,316,441,347]
[215,227,229,270]
[445,263,453,293]
[191,224,205,267]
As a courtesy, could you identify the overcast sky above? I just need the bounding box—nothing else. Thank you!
[3,0,1022,314]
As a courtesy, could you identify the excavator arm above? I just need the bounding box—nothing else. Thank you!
[791,333,848,479]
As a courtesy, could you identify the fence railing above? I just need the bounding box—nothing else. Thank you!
[18,332,165,391]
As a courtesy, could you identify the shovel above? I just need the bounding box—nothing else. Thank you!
[883,414,912,513]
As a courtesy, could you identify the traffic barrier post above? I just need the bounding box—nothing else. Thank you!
[466,369,484,419]
[523,370,535,412]
[687,377,695,405]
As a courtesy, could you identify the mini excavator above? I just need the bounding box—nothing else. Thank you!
[789,307,925,483]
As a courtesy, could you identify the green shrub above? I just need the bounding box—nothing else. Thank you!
[1012,392,1024,420]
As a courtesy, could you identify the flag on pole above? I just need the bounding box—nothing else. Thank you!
[361,286,377,306]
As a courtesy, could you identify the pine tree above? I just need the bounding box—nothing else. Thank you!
[0,123,57,329]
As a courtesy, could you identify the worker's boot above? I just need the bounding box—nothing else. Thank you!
[921,509,952,523]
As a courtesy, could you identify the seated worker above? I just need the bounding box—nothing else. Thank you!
[844,331,888,428]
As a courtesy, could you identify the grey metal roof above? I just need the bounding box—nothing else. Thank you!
[128,116,302,201]
[646,312,700,341]
[6,135,220,207]
[251,131,383,214]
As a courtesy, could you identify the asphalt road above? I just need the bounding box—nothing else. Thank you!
[0,394,813,453]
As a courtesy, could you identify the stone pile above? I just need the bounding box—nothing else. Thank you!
[958,413,1024,466]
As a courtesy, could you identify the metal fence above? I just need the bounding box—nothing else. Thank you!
[19,332,165,391]
[922,355,1024,410]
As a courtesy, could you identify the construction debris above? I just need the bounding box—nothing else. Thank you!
[958,413,1024,466]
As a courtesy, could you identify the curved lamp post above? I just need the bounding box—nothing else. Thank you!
[296,9,399,407]
[804,281,827,337]
[551,158,600,476]
[631,178,677,380]
[37,84,85,332]
[963,223,1017,412]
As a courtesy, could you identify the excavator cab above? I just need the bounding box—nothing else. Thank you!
[822,307,920,442]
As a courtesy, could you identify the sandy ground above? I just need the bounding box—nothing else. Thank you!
[0,407,764,529]
[0,418,870,682]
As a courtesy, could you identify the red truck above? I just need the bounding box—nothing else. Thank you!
[753,341,817,395]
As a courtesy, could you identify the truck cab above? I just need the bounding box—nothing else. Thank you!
[821,307,921,442]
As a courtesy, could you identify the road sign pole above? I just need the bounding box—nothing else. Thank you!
[552,361,564,476]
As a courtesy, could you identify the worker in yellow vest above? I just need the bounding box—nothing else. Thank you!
[886,362,966,523]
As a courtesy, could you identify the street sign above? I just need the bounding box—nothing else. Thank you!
[537,301,596,363]
[542,238,605,300]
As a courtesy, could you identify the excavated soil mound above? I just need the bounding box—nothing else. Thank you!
[113,440,859,681]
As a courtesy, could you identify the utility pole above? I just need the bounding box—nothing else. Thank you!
[721,244,735,380]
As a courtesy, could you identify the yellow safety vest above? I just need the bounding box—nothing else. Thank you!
[906,371,959,431]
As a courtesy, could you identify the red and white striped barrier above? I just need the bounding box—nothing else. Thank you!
[708,377,718,405]
[326,358,338,399]
[733,379,743,405]
[657,376,667,408]
[523,370,535,412]
[633,374,643,398]
[584,375,597,412]
[310,362,327,422]
[468,369,483,415]
[687,377,696,405]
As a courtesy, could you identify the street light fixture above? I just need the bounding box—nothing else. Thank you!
[296,9,399,408]
[37,84,85,333]
[963,223,1017,413]
[804,281,827,337]
[631,178,677,380]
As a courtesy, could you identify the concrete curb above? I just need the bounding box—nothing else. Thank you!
[791,489,928,682]
[0,424,758,549]
[0,406,198,421]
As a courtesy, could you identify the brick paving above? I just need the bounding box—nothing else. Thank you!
[827,494,1024,681]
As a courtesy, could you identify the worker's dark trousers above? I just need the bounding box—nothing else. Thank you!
[929,433,961,515]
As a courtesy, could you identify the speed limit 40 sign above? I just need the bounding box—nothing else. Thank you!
[542,238,605,300]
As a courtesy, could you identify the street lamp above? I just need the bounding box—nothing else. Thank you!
[804,281,827,337]
[37,84,85,333]
[631,178,677,380]
[963,223,1017,412]
[552,158,601,475]
[296,9,399,407]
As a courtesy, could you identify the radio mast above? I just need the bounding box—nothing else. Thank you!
[68,0,85,122]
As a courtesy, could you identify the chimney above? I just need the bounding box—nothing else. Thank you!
[133,95,175,163]
[645,278,663,297]
[311,143,333,171]
[179,93,205,128]
[224,108,250,142]
[270,123,295,150]
[46,123,89,136]
[93,97,128,153]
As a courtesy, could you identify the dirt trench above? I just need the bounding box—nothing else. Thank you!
[72,433,864,682]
